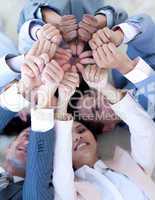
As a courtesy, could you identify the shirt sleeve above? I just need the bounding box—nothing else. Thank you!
[95,9,114,28]
[113,22,140,43]
[124,57,155,84]
[7,55,24,73]
[0,83,30,112]
[53,114,76,200]
[0,55,21,88]
[111,93,155,175]
[31,108,54,132]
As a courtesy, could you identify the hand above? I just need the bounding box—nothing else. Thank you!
[58,66,79,113]
[59,15,78,42]
[78,14,99,42]
[37,60,64,108]
[80,64,108,91]
[80,64,124,104]
[41,7,62,27]
[37,23,62,44]
[89,27,124,49]
[20,42,50,93]
[54,47,72,71]
[93,43,136,74]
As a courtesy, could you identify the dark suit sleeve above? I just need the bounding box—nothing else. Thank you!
[23,128,55,200]
[0,107,17,133]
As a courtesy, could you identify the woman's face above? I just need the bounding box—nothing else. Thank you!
[72,122,98,169]
[76,91,120,133]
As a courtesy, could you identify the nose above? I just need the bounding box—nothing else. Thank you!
[73,136,82,144]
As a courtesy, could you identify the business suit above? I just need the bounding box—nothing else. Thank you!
[112,14,155,90]
[18,0,128,31]
[0,106,55,200]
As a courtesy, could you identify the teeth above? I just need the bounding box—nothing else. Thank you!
[77,143,87,150]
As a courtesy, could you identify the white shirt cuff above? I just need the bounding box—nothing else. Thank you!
[96,9,113,28]
[0,56,20,88]
[31,25,42,41]
[125,57,154,84]
[0,83,30,112]
[114,23,139,43]
[7,55,24,73]
[31,108,54,132]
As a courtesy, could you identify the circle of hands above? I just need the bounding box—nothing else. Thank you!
[19,14,128,118]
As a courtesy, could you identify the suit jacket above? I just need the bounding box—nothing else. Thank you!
[18,0,128,31]
[112,14,155,89]
[0,128,55,200]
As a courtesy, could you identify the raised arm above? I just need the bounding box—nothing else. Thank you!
[53,66,79,200]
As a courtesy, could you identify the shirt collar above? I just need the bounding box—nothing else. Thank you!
[0,166,24,183]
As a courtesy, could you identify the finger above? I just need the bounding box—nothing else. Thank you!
[79,50,92,59]
[97,29,110,44]
[82,14,98,27]
[102,44,113,60]
[62,63,72,72]
[25,60,40,77]
[56,47,72,58]
[89,40,97,50]
[80,58,95,65]
[61,18,77,26]
[84,65,91,81]
[92,50,101,68]
[78,28,91,42]
[63,30,77,42]
[69,41,77,56]
[62,15,76,21]
[89,65,97,82]
[92,33,103,47]
[97,47,106,60]
[45,29,60,40]
[49,43,57,59]
[62,24,78,33]
[71,65,77,73]
[34,57,44,73]
[40,53,50,65]
[22,64,34,78]
[77,40,85,56]
[42,72,55,84]
[79,21,97,34]
[41,40,51,55]
[76,63,84,74]
[107,43,118,55]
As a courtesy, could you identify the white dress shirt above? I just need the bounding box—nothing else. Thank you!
[53,91,155,199]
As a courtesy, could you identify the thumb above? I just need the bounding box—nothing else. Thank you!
[71,65,77,73]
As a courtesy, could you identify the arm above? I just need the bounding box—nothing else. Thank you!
[18,1,62,31]
[111,92,155,175]
[53,68,79,200]
[23,109,55,200]
[0,55,23,89]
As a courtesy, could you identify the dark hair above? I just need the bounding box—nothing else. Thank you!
[3,116,31,136]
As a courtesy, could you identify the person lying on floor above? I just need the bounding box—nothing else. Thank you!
[53,65,155,200]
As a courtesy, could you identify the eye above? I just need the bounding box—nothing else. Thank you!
[76,126,86,134]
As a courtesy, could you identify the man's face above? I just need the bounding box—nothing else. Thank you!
[77,91,120,132]
[5,128,30,171]
[72,122,98,169]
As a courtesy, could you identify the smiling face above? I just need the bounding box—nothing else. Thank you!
[4,128,30,177]
[72,122,98,169]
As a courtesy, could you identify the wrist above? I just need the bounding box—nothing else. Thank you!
[37,85,56,108]
[42,7,62,27]
[118,59,137,75]
[100,85,125,104]
[95,14,107,29]
[18,80,31,101]
[113,28,124,46]
[57,97,69,114]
